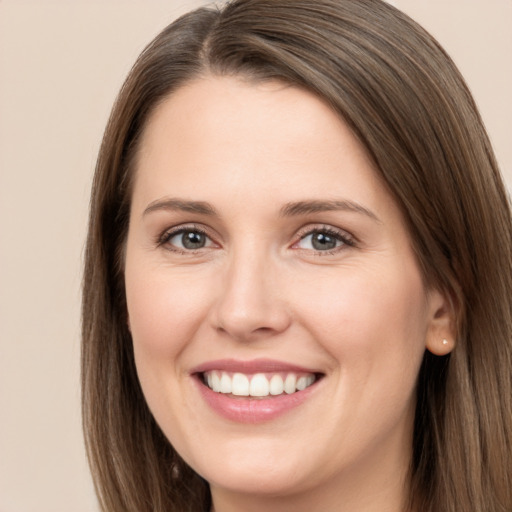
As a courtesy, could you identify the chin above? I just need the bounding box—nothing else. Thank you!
[203,462,307,497]
[180,434,312,496]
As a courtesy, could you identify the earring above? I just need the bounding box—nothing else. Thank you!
[442,339,448,346]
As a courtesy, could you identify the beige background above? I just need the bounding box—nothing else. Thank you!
[0,1,510,511]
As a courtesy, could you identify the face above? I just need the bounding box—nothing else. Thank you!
[125,76,449,508]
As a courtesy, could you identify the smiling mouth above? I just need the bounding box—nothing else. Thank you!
[201,371,320,398]
[193,361,324,422]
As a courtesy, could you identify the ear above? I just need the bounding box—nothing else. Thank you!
[425,288,456,356]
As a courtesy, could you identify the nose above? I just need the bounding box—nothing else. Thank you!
[209,247,291,342]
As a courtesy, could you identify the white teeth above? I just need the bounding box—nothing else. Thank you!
[220,373,232,394]
[296,376,308,391]
[211,371,221,392]
[232,373,250,396]
[284,374,296,394]
[269,374,284,395]
[296,375,315,391]
[204,371,317,397]
[250,373,270,397]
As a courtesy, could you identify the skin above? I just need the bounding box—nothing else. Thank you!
[124,76,453,512]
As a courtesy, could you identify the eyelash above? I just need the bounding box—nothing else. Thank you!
[293,225,356,255]
[157,224,213,254]
[156,224,356,255]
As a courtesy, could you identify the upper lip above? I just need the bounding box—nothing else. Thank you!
[191,358,322,375]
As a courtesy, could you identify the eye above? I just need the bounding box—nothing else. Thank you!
[160,227,216,252]
[294,227,354,253]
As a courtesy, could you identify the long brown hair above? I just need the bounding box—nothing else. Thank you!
[82,1,512,510]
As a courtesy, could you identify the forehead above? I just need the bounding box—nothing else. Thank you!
[132,75,393,219]
[138,76,357,158]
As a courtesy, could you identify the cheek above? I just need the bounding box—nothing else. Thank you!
[296,260,429,375]
[124,266,212,436]
[124,263,217,439]
[126,268,210,359]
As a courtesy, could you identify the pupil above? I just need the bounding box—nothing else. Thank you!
[182,231,205,249]
[312,232,336,250]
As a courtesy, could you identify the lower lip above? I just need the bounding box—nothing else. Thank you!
[194,376,319,424]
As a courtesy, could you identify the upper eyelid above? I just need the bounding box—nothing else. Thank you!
[294,224,355,241]
[291,225,357,255]
[157,223,216,245]
[156,222,356,248]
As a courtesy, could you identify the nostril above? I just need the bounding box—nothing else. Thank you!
[253,326,275,334]
[213,318,290,342]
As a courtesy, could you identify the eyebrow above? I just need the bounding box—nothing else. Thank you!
[279,200,381,222]
[143,198,218,217]
[143,197,380,223]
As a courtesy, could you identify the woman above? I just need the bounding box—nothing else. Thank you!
[82,1,512,511]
